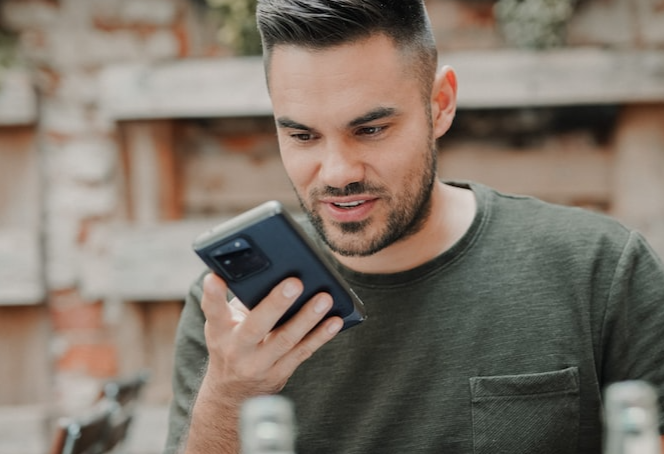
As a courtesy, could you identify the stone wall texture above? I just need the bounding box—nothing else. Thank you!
[0,0,225,410]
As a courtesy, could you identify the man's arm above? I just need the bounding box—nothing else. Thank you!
[182,273,342,454]
[163,275,208,454]
[601,233,664,454]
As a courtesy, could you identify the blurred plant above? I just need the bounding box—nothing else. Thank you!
[206,0,262,56]
[494,0,577,49]
[0,26,19,88]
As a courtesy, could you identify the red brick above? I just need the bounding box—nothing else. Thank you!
[49,290,105,332]
[220,135,264,153]
[57,342,118,378]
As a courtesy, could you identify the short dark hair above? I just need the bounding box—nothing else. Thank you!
[256,0,438,98]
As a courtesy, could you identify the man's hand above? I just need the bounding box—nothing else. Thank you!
[183,272,343,454]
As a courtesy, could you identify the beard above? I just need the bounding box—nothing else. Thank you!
[295,142,438,257]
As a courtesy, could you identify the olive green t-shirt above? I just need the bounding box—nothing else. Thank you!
[164,182,664,454]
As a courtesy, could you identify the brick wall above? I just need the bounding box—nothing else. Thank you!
[0,0,227,408]
[3,0,204,291]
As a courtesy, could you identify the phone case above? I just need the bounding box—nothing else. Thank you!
[192,201,366,331]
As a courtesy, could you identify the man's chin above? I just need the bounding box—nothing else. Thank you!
[326,243,373,258]
[306,211,377,256]
[321,229,383,258]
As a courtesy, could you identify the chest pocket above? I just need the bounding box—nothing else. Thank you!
[470,367,580,454]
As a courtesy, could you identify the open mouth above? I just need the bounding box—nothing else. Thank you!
[332,200,366,209]
[322,197,377,223]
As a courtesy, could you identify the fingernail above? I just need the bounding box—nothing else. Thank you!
[314,295,331,314]
[327,319,343,334]
[204,273,225,298]
[282,280,300,298]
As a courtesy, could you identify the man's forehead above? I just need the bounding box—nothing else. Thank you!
[267,34,404,77]
[266,34,420,128]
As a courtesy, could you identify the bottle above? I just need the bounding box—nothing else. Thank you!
[604,380,661,454]
[240,395,297,454]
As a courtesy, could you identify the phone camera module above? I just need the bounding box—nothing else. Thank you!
[211,237,270,281]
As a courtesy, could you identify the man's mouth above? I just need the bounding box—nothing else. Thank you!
[332,200,367,209]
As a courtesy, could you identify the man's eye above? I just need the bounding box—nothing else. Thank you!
[357,126,385,136]
[291,133,313,141]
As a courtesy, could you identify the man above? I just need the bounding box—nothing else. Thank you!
[165,1,664,453]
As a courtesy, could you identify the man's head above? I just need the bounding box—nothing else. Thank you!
[256,1,457,260]
[256,0,438,101]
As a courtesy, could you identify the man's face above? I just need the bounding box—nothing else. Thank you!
[268,34,438,257]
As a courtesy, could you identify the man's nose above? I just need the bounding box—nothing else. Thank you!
[318,141,366,189]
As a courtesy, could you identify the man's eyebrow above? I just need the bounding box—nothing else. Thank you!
[276,117,311,130]
[275,107,397,131]
[348,107,397,128]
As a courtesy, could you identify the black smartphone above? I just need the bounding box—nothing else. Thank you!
[192,201,366,331]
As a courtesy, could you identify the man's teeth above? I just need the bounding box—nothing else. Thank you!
[334,200,365,208]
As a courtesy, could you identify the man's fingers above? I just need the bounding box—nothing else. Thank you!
[264,292,331,352]
[228,297,249,323]
[201,273,231,321]
[200,273,342,395]
[240,278,304,344]
[203,274,340,370]
[273,315,343,377]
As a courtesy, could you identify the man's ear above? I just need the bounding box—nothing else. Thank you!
[431,65,458,139]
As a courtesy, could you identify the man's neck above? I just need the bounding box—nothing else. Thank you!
[333,181,477,274]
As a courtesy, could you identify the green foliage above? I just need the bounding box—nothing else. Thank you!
[206,0,262,56]
[494,0,577,49]
[0,27,17,68]
[0,27,19,88]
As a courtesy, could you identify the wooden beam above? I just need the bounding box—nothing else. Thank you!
[0,229,45,304]
[0,126,44,305]
[449,49,664,108]
[116,301,183,403]
[438,137,613,208]
[81,220,212,301]
[109,220,209,301]
[99,49,664,120]
[100,57,272,120]
[119,120,183,223]
[611,103,664,259]
[0,127,41,227]
[0,306,50,404]
[0,69,38,126]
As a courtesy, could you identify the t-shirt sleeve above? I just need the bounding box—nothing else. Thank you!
[163,273,209,454]
[601,231,664,433]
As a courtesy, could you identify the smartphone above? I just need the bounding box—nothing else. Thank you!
[192,201,366,332]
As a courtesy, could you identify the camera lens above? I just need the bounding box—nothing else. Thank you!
[212,237,270,280]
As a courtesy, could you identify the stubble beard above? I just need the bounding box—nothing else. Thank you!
[296,143,438,258]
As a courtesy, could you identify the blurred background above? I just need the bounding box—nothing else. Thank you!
[0,0,663,452]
